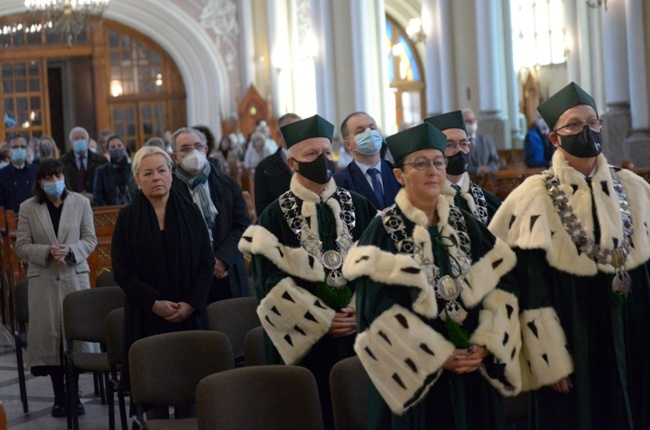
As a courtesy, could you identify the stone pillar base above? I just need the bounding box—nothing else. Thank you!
[478,110,510,149]
[623,130,650,167]
[602,103,631,166]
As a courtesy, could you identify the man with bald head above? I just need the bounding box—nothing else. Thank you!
[59,126,107,203]
[334,112,400,210]
[239,114,375,429]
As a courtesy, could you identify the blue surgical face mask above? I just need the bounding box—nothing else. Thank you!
[10,148,27,163]
[73,139,88,153]
[43,180,66,197]
[354,128,383,155]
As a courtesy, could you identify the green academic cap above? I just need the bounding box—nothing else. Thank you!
[538,82,598,131]
[386,122,447,164]
[424,110,466,133]
[280,114,334,149]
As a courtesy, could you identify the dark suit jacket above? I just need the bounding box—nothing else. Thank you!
[333,159,400,210]
[468,134,500,176]
[0,163,37,212]
[172,167,251,302]
[254,147,292,216]
[59,150,108,195]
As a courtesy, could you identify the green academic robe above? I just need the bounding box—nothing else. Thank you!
[489,151,650,430]
[343,189,521,430]
[442,172,501,225]
[238,176,376,427]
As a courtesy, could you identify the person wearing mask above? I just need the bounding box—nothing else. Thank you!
[16,159,97,417]
[425,111,501,225]
[334,112,401,210]
[59,127,108,204]
[490,82,650,429]
[0,133,38,212]
[170,127,251,302]
[463,108,500,177]
[39,135,61,161]
[239,115,376,429]
[244,132,270,170]
[93,135,137,206]
[524,112,555,168]
[344,122,521,429]
[253,113,301,215]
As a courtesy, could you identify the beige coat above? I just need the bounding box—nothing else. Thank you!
[16,192,97,368]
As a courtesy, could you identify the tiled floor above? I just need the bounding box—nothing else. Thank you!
[0,329,117,429]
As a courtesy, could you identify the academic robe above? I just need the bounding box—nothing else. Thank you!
[238,176,376,428]
[343,189,521,430]
[442,172,501,225]
[489,151,650,430]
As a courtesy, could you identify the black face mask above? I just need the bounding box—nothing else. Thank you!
[446,151,470,175]
[558,125,602,158]
[296,153,335,184]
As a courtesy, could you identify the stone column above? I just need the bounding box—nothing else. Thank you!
[503,0,523,148]
[600,0,630,166]
[474,0,507,148]
[623,0,650,166]
[266,0,292,116]
[238,0,256,100]
[310,0,337,122]
[422,0,443,116]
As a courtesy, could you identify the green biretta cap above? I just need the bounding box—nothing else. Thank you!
[424,110,466,133]
[280,114,334,149]
[386,122,447,164]
[538,82,598,131]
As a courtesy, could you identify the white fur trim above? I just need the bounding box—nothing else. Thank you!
[343,244,438,318]
[354,304,455,414]
[290,175,337,203]
[489,152,650,275]
[239,225,324,282]
[519,307,574,391]
[461,238,517,308]
[469,289,522,396]
[257,277,335,365]
[442,173,479,215]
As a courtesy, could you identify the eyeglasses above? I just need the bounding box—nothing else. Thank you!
[446,141,471,151]
[175,142,205,155]
[403,156,448,172]
[554,118,603,134]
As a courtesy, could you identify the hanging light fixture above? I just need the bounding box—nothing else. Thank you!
[24,0,110,48]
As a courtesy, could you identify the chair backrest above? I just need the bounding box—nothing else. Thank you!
[241,190,256,224]
[243,326,266,366]
[196,365,324,430]
[95,270,117,288]
[14,280,29,325]
[63,287,125,343]
[106,307,124,367]
[129,330,234,407]
[207,297,260,360]
[329,356,369,430]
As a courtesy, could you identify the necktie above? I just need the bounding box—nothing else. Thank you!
[451,184,461,196]
[78,154,86,192]
[367,168,384,209]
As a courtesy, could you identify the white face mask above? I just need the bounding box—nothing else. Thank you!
[181,149,207,174]
[466,123,478,136]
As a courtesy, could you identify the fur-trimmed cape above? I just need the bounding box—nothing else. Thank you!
[344,189,521,423]
[442,172,501,225]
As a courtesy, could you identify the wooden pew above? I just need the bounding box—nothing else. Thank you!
[88,205,123,288]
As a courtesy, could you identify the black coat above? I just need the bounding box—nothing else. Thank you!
[59,150,108,195]
[0,163,37,212]
[253,147,292,216]
[93,160,138,206]
[172,167,251,302]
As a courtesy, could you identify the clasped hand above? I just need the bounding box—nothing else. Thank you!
[49,244,70,265]
[151,300,194,323]
[442,345,489,374]
[328,307,356,337]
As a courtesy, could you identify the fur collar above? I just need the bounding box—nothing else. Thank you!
[394,188,451,228]
[289,175,337,203]
[442,173,479,216]
[490,151,650,274]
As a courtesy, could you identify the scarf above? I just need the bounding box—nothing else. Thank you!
[174,162,218,231]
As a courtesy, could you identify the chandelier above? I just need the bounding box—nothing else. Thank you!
[24,0,110,47]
